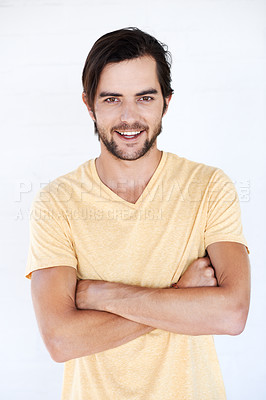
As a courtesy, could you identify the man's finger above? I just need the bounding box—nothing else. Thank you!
[204,267,215,277]
[196,256,211,268]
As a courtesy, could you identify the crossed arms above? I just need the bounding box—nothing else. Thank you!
[31,241,250,363]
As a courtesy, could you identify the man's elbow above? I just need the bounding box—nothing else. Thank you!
[41,325,96,363]
[48,339,69,363]
[41,328,72,363]
[227,303,249,336]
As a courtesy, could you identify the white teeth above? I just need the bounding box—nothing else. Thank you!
[117,131,141,136]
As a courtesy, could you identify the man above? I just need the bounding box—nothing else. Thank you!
[26,27,250,399]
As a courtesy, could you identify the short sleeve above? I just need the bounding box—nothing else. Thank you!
[204,169,248,251]
[26,188,78,279]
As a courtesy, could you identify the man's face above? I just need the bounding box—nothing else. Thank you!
[85,56,171,161]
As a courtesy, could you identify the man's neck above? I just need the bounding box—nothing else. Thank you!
[95,145,162,204]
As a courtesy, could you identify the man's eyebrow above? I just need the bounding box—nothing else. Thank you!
[135,88,158,96]
[99,91,122,98]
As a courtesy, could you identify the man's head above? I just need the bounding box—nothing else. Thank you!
[82,27,174,161]
[82,27,173,115]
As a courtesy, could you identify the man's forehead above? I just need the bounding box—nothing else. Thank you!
[96,56,161,95]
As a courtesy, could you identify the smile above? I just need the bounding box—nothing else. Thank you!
[115,130,144,140]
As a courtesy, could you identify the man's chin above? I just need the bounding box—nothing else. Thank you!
[102,140,158,161]
[96,122,162,161]
[107,149,149,162]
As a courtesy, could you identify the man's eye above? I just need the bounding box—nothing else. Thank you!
[139,96,153,102]
[105,98,119,103]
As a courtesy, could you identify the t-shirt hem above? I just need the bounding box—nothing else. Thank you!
[25,261,77,279]
[205,237,249,253]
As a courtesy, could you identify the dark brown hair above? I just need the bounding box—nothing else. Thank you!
[82,27,174,113]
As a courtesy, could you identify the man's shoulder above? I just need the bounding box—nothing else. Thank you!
[165,152,221,183]
[33,159,94,204]
[164,152,236,205]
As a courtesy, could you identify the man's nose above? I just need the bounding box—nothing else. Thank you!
[120,101,139,123]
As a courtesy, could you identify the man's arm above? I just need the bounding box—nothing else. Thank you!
[77,242,250,336]
[31,257,216,362]
[31,266,153,363]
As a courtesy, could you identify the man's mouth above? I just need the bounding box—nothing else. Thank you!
[115,130,145,140]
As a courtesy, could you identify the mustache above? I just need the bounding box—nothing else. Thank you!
[112,123,149,132]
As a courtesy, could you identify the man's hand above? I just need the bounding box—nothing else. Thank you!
[76,279,116,310]
[174,256,217,289]
[76,256,217,310]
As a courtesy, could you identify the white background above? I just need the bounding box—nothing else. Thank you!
[0,0,265,399]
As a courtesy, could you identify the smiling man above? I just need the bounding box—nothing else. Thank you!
[26,28,250,400]
[89,57,164,162]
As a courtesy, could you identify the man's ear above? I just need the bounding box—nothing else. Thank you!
[163,94,172,116]
[82,92,96,122]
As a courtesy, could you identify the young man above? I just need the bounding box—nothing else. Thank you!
[26,27,250,399]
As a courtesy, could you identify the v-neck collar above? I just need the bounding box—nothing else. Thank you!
[90,151,167,208]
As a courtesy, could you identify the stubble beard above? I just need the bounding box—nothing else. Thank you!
[95,121,163,161]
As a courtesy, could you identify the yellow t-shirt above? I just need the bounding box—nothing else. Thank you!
[26,152,247,400]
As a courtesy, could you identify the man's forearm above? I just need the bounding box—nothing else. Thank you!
[31,266,153,364]
[76,243,250,337]
[100,284,240,335]
[80,282,247,336]
[51,309,153,362]
[57,257,217,361]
